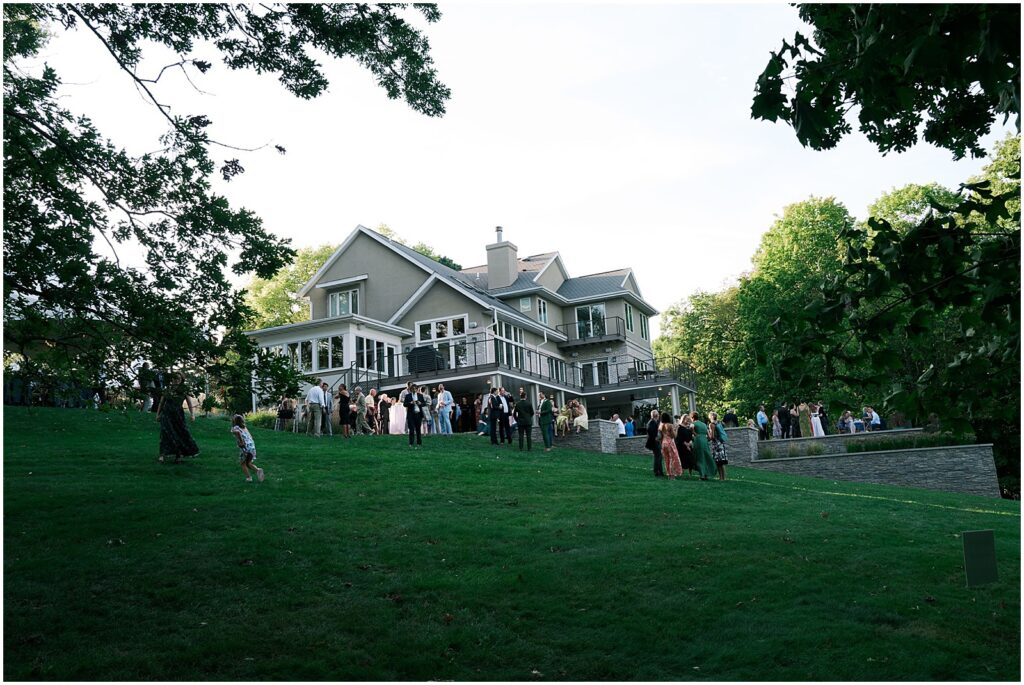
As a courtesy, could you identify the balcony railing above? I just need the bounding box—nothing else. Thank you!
[331,332,697,396]
[555,316,627,346]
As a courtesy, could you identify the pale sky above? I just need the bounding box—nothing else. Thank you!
[28,2,1014,338]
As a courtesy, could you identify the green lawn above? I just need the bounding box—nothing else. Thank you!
[3,406,1020,681]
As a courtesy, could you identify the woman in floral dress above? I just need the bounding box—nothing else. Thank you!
[156,372,199,463]
[659,412,683,479]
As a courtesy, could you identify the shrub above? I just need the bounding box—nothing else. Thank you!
[845,433,973,453]
[805,443,825,456]
[244,410,278,431]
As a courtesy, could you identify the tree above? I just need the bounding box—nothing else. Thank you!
[244,244,339,330]
[752,4,1021,159]
[410,242,462,271]
[654,289,740,415]
[796,137,1020,495]
[4,4,451,390]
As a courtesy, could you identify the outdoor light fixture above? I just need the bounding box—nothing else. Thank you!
[658,387,663,391]
[601,396,606,401]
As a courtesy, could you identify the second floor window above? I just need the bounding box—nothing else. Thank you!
[625,302,634,332]
[640,314,649,340]
[575,303,606,338]
[328,289,359,317]
[537,298,548,324]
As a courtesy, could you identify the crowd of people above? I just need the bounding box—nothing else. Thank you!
[643,410,730,482]
[729,401,890,441]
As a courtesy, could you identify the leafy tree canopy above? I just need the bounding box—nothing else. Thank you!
[753,4,1020,159]
[3,3,450,389]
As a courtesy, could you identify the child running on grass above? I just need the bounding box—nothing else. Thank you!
[231,415,264,483]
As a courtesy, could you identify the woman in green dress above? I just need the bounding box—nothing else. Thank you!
[690,412,715,480]
[156,372,200,463]
[798,402,813,439]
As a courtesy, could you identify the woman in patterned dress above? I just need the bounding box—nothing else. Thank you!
[659,413,683,479]
[708,411,729,481]
[156,372,199,463]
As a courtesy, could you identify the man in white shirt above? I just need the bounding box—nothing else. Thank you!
[437,383,454,435]
[305,379,325,437]
[612,413,626,437]
[867,406,882,431]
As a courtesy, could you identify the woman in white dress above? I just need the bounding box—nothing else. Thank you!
[572,401,589,433]
[810,403,826,437]
[389,392,407,435]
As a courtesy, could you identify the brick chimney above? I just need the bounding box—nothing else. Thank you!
[486,225,518,289]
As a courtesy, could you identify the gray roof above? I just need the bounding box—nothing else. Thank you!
[385,239,559,331]
[556,273,630,300]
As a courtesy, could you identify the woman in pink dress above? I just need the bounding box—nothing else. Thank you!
[659,412,683,479]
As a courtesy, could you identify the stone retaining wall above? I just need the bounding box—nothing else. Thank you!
[747,444,1000,498]
[554,419,619,454]
[755,428,925,458]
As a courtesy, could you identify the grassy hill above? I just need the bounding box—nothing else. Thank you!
[3,406,1019,680]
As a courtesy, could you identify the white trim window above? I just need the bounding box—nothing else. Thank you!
[625,302,634,333]
[495,321,524,368]
[640,314,649,340]
[314,335,346,371]
[328,288,359,317]
[537,298,548,325]
[416,314,468,344]
[575,303,606,338]
[519,297,532,312]
[355,336,397,376]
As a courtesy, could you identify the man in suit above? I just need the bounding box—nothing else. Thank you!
[538,391,554,452]
[513,389,535,451]
[645,409,664,477]
[778,401,791,438]
[403,383,425,447]
[497,387,513,445]
[488,387,502,445]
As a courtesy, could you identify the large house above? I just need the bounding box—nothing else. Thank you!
[246,225,696,419]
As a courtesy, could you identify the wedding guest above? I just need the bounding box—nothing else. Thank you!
[789,403,802,438]
[817,403,830,435]
[320,382,334,437]
[756,405,769,440]
[336,385,351,438]
[778,401,792,438]
[436,384,454,434]
[513,389,534,451]
[378,394,391,435]
[402,382,425,447]
[624,415,636,437]
[644,409,665,477]
[660,412,683,479]
[722,408,739,428]
[274,396,295,432]
[675,413,696,477]
[156,372,199,463]
[691,411,714,480]
[497,387,512,444]
[810,403,826,437]
[305,378,325,437]
[771,409,782,439]
[487,387,502,446]
[538,391,554,452]
[572,400,589,433]
[556,402,571,437]
[612,413,626,437]
[708,411,729,481]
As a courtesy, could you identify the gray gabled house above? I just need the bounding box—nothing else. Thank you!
[245,225,696,418]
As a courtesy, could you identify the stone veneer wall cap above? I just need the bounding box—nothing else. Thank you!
[755,443,994,462]
[760,428,923,443]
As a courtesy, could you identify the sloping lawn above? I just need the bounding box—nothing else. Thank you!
[3,407,1019,680]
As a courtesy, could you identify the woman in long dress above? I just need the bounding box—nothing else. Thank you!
[389,394,406,435]
[708,412,729,481]
[691,412,715,481]
[573,401,589,433]
[660,413,683,479]
[798,402,813,438]
[675,414,697,477]
[156,372,199,463]
[556,403,571,436]
[810,403,826,437]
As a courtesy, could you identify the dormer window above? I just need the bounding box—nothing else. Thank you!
[328,289,359,317]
